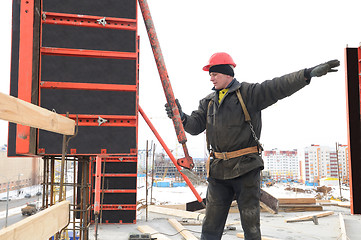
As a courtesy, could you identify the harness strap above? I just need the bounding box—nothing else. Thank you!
[213,146,259,160]
[236,89,251,122]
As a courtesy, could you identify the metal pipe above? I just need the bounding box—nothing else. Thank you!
[139,106,203,203]
[145,140,149,221]
[138,0,194,169]
[5,181,9,227]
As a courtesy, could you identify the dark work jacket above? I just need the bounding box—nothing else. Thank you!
[183,69,309,180]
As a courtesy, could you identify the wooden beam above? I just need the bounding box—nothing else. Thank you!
[285,211,334,223]
[168,218,198,240]
[338,213,347,240]
[0,92,75,135]
[236,232,280,239]
[0,201,70,240]
[260,201,277,214]
[278,198,316,205]
[279,204,323,212]
[260,189,278,214]
[148,205,205,221]
[137,225,172,240]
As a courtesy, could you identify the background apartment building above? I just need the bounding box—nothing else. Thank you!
[262,149,299,181]
[263,145,349,185]
[304,144,349,184]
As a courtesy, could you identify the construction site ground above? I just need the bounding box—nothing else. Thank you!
[89,204,360,240]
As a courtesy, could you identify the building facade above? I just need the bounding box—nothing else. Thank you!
[303,144,349,184]
[262,149,299,181]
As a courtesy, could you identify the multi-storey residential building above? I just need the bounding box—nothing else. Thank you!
[303,144,349,184]
[336,144,349,184]
[262,149,299,181]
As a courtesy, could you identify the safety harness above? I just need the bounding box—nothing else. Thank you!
[206,88,263,161]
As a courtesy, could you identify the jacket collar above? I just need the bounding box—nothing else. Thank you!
[211,78,240,92]
[207,78,241,102]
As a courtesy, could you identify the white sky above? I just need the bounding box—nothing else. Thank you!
[1,0,360,158]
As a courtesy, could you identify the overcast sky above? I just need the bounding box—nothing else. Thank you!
[1,0,360,158]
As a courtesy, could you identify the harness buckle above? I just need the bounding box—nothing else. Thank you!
[222,152,228,160]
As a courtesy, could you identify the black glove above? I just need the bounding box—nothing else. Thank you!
[165,99,184,120]
[305,60,340,79]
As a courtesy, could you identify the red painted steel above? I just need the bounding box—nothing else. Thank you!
[138,0,194,169]
[94,156,137,162]
[93,189,137,193]
[41,47,137,60]
[139,106,203,203]
[40,81,137,92]
[97,205,136,210]
[42,12,137,31]
[94,155,102,214]
[16,0,35,154]
[66,114,137,127]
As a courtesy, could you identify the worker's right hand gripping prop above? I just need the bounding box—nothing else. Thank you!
[165,100,194,169]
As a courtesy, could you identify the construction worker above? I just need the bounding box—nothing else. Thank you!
[165,52,340,240]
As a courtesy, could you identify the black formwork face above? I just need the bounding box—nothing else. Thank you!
[40,0,139,226]
[38,0,138,155]
[345,48,361,214]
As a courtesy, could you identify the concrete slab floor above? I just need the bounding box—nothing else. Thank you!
[89,205,361,240]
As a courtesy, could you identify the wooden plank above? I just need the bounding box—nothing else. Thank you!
[148,205,205,221]
[168,218,198,240]
[285,211,334,223]
[260,201,277,214]
[260,189,278,214]
[0,92,75,135]
[278,198,316,205]
[0,201,70,240]
[279,204,323,212]
[137,225,172,240]
[338,213,347,240]
[236,232,280,239]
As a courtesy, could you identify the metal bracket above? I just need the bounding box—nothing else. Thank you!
[42,13,46,21]
[97,17,107,26]
[97,116,108,126]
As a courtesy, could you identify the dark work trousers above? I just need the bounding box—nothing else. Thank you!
[200,168,261,240]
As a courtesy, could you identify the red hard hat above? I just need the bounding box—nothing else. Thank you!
[203,52,236,71]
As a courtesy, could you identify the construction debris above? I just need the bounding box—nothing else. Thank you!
[285,210,334,223]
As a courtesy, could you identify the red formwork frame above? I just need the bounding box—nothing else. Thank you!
[90,155,138,224]
[16,0,35,154]
[13,0,140,156]
[37,1,140,156]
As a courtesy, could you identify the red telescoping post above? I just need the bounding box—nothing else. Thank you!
[138,0,194,170]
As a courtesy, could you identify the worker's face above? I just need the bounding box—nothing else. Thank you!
[209,72,233,90]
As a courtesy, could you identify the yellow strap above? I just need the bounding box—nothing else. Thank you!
[218,89,228,103]
[236,89,251,122]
